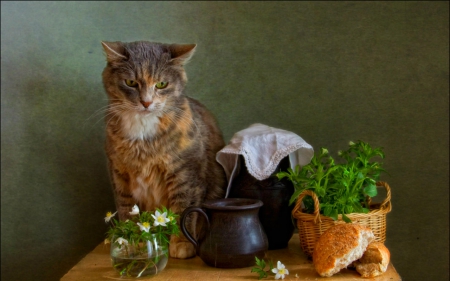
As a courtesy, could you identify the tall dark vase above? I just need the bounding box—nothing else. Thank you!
[228,155,295,250]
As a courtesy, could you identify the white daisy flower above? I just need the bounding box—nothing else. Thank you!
[104,211,117,223]
[152,210,170,227]
[271,261,289,280]
[137,222,151,232]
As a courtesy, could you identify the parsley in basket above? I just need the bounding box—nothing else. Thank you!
[277,140,386,223]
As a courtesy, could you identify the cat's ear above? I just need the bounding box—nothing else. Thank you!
[101,41,127,62]
[168,44,197,65]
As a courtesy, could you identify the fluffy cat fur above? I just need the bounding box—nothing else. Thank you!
[101,40,226,259]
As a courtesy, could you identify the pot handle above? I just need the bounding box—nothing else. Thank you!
[180,207,210,248]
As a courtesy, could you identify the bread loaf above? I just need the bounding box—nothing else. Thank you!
[354,241,390,277]
[313,223,375,277]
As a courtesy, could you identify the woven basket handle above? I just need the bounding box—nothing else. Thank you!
[292,189,321,224]
[370,181,392,208]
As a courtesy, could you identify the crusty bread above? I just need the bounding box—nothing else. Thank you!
[354,241,390,277]
[313,223,375,277]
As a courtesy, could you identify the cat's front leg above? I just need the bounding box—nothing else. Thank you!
[169,201,199,259]
[110,168,135,221]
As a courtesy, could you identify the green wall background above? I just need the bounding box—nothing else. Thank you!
[1,2,448,280]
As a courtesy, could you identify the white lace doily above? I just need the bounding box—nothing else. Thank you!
[216,123,314,196]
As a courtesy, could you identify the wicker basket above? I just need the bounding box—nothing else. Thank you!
[292,181,392,257]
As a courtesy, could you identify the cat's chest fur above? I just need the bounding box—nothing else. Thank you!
[129,164,170,212]
[120,111,162,140]
[109,113,177,211]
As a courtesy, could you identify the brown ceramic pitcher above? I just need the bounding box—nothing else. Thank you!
[180,198,268,268]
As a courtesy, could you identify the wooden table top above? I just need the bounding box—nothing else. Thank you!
[61,234,401,281]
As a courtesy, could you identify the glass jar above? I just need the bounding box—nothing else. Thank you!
[110,234,168,278]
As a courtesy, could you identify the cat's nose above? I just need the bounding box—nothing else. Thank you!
[140,100,152,108]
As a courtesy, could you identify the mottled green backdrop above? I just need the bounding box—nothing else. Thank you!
[1,2,448,280]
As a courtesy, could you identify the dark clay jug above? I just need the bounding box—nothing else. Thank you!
[180,198,268,268]
[228,155,295,250]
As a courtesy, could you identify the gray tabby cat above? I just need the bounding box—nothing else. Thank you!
[101,40,226,258]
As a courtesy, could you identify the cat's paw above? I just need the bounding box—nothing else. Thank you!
[169,236,196,259]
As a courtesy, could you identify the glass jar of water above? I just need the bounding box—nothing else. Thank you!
[110,234,168,278]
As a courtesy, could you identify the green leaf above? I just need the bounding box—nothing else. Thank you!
[363,183,377,197]
[250,267,267,279]
[344,205,353,214]
[356,172,364,180]
[251,257,268,279]
[256,256,265,268]
[276,171,288,180]
[323,206,332,217]
[289,187,308,206]
[352,202,364,213]
[329,209,338,221]
[342,214,352,223]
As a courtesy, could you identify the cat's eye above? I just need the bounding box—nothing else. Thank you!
[155,81,168,89]
[125,79,138,88]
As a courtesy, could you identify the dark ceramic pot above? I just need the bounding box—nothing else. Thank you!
[180,198,268,268]
[228,155,295,250]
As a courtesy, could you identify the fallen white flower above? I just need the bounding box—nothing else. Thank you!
[271,261,289,280]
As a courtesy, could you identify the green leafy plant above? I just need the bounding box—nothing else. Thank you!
[277,140,386,223]
[104,205,180,277]
[251,257,289,280]
[251,257,273,279]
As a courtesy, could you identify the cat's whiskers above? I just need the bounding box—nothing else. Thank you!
[160,109,185,128]
[83,105,116,131]
[103,107,124,126]
[167,105,200,132]
[85,97,136,128]
[102,102,137,128]
[161,107,198,133]
[84,104,110,123]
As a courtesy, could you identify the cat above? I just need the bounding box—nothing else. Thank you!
[101,40,227,259]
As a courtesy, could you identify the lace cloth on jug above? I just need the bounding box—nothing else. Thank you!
[216,123,314,197]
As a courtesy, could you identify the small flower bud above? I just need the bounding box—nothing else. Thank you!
[129,204,140,215]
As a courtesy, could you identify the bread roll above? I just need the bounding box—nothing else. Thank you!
[354,241,390,277]
[313,223,375,277]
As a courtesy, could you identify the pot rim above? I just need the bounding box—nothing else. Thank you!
[202,198,263,210]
